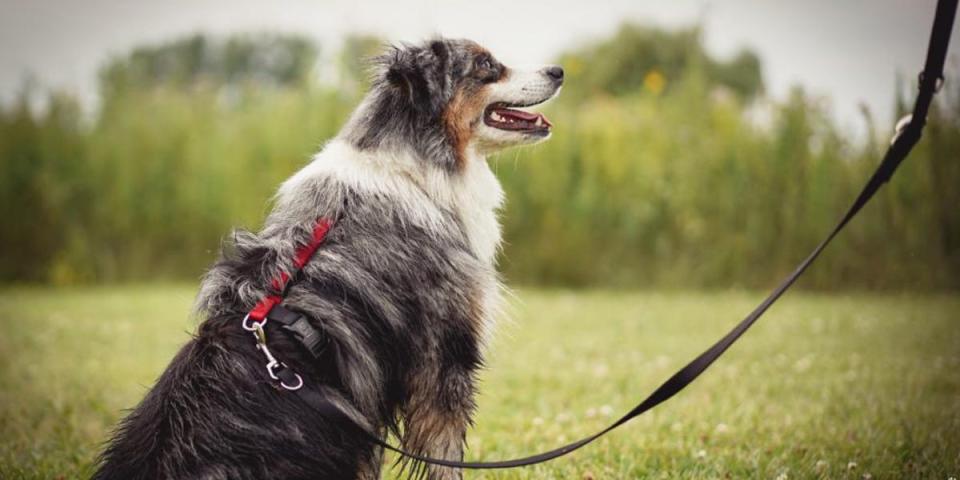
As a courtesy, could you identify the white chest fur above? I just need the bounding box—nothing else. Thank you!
[444,148,504,265]
[279,140,504,266]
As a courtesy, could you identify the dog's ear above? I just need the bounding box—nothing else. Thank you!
[383,46,432,112]
[428,39,449,77]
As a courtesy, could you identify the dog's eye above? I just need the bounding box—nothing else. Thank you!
[476,57,494,71]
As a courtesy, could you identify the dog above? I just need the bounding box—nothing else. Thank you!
[93,37,563,480]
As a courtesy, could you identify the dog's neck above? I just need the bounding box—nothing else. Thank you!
[339,88,461,170]
[278,140,504,266]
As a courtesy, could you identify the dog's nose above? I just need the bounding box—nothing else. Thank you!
[544,66,564,84]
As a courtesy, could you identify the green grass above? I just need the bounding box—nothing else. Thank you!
[0,286,957,479]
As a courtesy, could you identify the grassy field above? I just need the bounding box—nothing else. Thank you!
[0,285,957,479]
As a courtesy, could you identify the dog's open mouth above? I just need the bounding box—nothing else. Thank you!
[483,102,552,134]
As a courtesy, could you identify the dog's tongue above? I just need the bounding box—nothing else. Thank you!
[494,107,552,127]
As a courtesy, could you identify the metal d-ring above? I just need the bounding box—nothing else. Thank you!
[280,373,304,391]
[242,313,267,332]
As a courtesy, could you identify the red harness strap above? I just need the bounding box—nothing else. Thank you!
[247,219,333,322]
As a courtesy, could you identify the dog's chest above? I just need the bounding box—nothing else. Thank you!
[447,156,504,345]
[450,156,504,266]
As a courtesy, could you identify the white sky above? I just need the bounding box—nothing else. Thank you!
[1,0,957,133]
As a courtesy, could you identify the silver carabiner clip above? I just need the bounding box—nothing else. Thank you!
[258,342,281,376]
[263,353,304,390]
[247,313,305,391]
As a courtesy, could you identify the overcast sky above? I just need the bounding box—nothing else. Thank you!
[1,0,957,133]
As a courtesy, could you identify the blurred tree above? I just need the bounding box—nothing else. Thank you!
[99,33,318,96]
[707,49,764,99]
[558,24,763,101]
[338,34,386,93]
[0,93,88,282]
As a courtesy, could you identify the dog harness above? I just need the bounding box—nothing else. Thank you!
[241,218,333,391]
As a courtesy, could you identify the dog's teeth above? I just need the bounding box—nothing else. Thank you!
[535,117,543,126]
[491,112,502,122]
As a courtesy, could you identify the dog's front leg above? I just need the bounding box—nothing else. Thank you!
[400,365,476,480]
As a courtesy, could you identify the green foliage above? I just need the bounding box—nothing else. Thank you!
[1,286,958,478]
[338,34,388,93]
[559,24,763,100]
[0,94,87,282]
[99,33,318,96]
[0,28,958,289]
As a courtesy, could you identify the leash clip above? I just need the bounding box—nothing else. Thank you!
[256,339,304,390]
[249,322,304,391]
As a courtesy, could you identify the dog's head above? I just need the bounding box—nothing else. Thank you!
[343,38,563,169]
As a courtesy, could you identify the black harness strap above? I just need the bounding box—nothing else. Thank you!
[268,305,328,358]
[268,0,958,469]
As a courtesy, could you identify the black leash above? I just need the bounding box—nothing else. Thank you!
[258,0,958,469]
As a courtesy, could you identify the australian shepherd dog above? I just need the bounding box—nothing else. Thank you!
[93,38,563,479]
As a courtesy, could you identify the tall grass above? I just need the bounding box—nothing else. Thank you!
[1,31,958,289]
